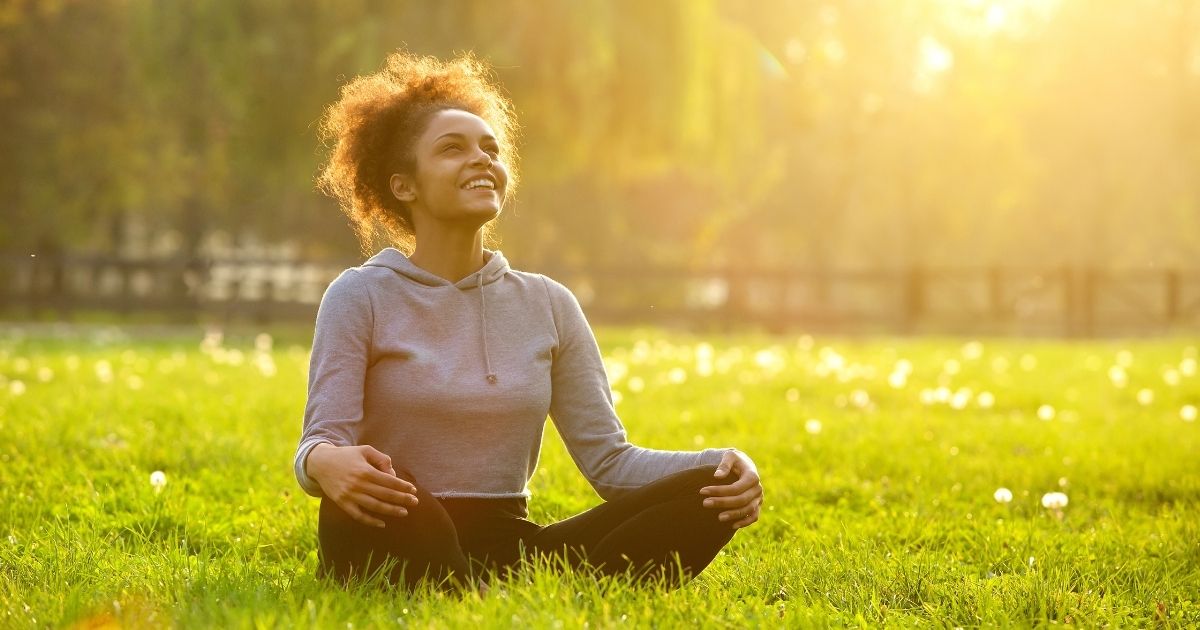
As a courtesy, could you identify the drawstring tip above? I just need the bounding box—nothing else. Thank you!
[486,374,497,384]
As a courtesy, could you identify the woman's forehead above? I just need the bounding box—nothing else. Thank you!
[422,109,497,141]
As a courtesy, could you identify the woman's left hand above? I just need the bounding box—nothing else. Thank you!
[699,449,763,529]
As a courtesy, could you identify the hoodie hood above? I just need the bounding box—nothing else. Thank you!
[360,247,508,385]
[361,247,510,289]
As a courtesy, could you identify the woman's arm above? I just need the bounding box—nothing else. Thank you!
[296,270,418,527]
[541,276,735,500]
[295,269,372,495]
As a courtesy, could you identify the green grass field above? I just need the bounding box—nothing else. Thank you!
[1,324,1197,628]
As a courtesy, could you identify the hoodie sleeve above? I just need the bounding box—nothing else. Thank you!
[294,269,374,498]
[541,276,731,501]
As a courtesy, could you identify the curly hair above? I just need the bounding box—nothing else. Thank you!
[316,50,520,257]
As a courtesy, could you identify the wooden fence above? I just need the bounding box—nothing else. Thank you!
[2,253,1198,336]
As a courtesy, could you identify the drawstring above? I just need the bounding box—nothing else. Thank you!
[478,271,497,384]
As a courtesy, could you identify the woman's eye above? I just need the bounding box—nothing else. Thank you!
[442,144,461,152]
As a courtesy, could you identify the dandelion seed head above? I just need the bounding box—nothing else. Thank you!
[94,360,114,384]
[1181,405,1197,422]
[667,367,687,384]
[850,389,871,408]
[961,341,984,360]
[1180,357,1197,377]
[1136,388,1154,406]
[1116,350,1133,368]
[1108,365,1128,388]
[1019,354,1038,371]
[1037,404,1056,421]
[1041,491,1068,509]
[950,387,972,410]
[805,419,823,434]
[610,390,623,406]
[254,333,273,353]
[888,371,907,389]
[627,376,645,393]
[8,380,26,396]
[150,470,167,492]
[1163,369,1181,386]
[993,487,1013,503]
[977,391,995,409]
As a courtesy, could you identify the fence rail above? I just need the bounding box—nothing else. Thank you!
[2,254,1198,336]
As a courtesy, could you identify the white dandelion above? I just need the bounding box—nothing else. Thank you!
[1116,349,1134,367]
[805,419,823,435]
[1180,357,1197,377]
[254,332,273,353]
[667,367,687,384]
[1136,388,1154,406]
[993,487,1013,503]
[977,391,996,409]
[1181,405,1197,422]
[1037,404,1056,421]
[1019,354,1038,371]
[94,360,114,384]
[1040,492,1068,509]
[950,388,972,410]
[1108,365,1128,388]
[8,380,26,396]
[150,470,167,493]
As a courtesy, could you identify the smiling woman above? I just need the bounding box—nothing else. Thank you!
[316,51,521,258]
[299,50,764,593]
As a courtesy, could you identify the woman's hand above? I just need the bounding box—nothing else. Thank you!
[306,443,420,528]
[699,449,763,530]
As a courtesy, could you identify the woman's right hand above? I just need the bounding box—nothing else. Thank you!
[305,443,420,528]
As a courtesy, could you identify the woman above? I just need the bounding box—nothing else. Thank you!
[295,50,764,591]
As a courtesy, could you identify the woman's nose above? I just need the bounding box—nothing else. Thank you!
[469,148,492,166]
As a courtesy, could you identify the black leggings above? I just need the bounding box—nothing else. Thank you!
[317,465,738,590]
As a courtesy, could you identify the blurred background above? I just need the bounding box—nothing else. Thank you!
[1,0,1198,335]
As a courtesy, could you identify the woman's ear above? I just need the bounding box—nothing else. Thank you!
[390,173,417,203]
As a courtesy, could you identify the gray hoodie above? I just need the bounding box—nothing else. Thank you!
[295,248,729,500]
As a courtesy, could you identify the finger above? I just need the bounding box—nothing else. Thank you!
[340,500,386,528]
[363,467,418,495]
[700,473,760,497]
[353,492,409,519]
[361,483,420,508]
[731,508,760,529]
[711,451,738,479]
[361,446,393,471]
[715,496,763,520]
[704,485,763,510]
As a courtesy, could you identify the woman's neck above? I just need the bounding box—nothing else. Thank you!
[407,229,488,283]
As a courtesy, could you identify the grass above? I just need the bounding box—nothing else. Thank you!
[1,323,1197,628]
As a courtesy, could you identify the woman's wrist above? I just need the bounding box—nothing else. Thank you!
[305,442,335,481]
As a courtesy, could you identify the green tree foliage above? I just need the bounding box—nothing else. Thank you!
[1,0,1197,268]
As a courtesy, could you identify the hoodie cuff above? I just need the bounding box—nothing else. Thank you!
[294,439,332,498]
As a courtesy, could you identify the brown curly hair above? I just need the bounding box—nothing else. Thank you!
[316,50,520,257]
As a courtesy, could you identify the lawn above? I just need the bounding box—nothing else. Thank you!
[1,324,1197,628]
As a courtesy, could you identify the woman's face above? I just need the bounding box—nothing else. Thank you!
[392,109,509,230]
